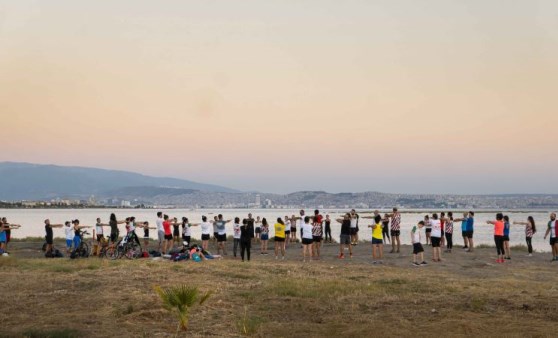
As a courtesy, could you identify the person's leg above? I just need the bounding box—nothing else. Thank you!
[504,240,510,258]
[246,241,251,261]
[274,241,279,258]
[463,233,468,248]
[390,233,395,253]
[240,240,246,261]
[372,244,377,261]
[302,244,306,261]
[396,235,400,253]
[468,237,474,252]
[419,251,424,263]
[348,243,353,257]
[526,237,532,254]
[234,239,239,257]
[317,241,321,257]
[281,242,286,257]
[379,244,383,260]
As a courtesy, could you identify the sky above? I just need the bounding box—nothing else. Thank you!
[1,0,557,194]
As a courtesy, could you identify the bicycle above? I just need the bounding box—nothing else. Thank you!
[110,232,142,260]
[71,231,90,258]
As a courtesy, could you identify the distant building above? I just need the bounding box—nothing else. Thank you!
[121,200,131,207]
[255,194,261,207]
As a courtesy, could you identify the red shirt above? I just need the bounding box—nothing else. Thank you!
[493,220,504,236]
[163,220,172,235]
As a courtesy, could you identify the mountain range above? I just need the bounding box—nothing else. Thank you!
[0,162,237,200]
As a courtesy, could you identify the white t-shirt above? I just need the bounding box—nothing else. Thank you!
[156,217,164,232]
[412,226,421,243]
[549,220,557,238]
[201,222,212,235]
[298,214,306,229]
[65,226,74,240]
[95,223,104,235]
[183,223,191,237]
[431,219,442,238]
[302,222,313,239]
[233,223,241,239]
[350,217,357,229]
[128,222,135,232]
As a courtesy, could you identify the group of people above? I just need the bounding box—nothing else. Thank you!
[4,209,558,265]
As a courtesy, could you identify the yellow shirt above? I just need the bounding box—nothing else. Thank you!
[274,223,286,238]
[372,222,383,240]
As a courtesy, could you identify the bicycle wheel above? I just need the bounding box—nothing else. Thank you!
[125,242,142,260]
[80,242,90,258]
[110,241,124,260]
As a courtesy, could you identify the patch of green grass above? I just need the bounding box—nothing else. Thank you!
[21,328,80,338]
[236,307,264,336]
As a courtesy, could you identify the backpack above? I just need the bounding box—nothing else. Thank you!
[54,249,64,258]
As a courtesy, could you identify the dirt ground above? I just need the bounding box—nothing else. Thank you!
[1,238,557,337]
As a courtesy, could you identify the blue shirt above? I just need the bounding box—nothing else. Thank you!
[461,219,468,232]
[466,217,474,232]
[504,222,510,236]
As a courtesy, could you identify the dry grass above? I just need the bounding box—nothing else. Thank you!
[2,243,558,337]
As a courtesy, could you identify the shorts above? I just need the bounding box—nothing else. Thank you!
[550,237,557,246]
[285,230,291,235]
[372,238,383,245]
[66,239,73,248]
[290,227,296,232]
[312,236,322,243]
[261,234,269,241]
[413,243,424,254]
[201,234,210,241]
[255,227,261,234]
[340,234,351,245]
[431,237,441,247]
[425,228,432,233]
[110,232,119,243]
[275,237,285,242]
[217,234,227,242]
[213,232,218,238]
[350,228,358,235]
[466,231,474,239]
[158,230,165,243]
[164,234,173,240]
[502,235,510,241]
[96,234,104,242]
[182,236,191,244]
[302,238,313,245]
[46,236,53,245]
[462,231,467,237]
[173,229,179,237]
[390,230,400,237]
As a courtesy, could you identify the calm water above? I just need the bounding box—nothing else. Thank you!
[0,209,554,252]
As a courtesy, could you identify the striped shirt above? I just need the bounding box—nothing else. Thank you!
[391,213,401,231]
[525,223,534,238]
[445,220,454,234]
[312,222,323,237]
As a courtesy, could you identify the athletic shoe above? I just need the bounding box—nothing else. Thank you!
[413,262,420,266]
[505,257,511,260]
[527,254,532,257]
[338,253,345,259]
[372,261,377,264]
[462,246,468,249]
[420,261,428,265]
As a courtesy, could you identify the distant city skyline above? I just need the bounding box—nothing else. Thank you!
[1,1,557,194]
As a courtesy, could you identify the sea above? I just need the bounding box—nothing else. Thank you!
[0,208,554,252]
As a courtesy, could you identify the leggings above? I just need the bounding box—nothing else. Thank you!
[240,239,251,261]
[233,238,240,257]
[526,237,533,254]
[324,225,332,241]
[445,233,453,249]
[494,235,505,255]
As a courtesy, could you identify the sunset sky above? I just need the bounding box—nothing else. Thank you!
[1,0,557,194]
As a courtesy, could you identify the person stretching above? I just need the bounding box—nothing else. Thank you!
[369,215,384,264]
[274,218,286,260]
[513,216,536,257]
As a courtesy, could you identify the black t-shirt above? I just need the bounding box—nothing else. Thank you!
[240,223,254,240]
[144,227,149,238]
[45,224,53,239]
[341,220,351,235]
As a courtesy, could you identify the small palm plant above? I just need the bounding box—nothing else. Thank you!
[154,284,212,332]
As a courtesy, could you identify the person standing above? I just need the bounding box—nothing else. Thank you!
[382,213,391,245]
[284,215,292,246]
[388,208,401,253]
[301,216,314,262]
[465,211,475,252]
[513,216,536,257]
[141,221,156,250]
[259,218,270,255]
[233,217,241,258]
[324,214,332,243]
[424,215,432,245]
[156,212,165,253]
[487,213,505,263]
[1,218,21,253]
[289,214,297,242]
[453,212,469,250]
[43,219,63,255]
[350,209,359,245]
[64,221,74,254]
[440,212,446,248]
[200,216,213,251]
[444,212,454,253]
[336,213,353,259]
[215,214,231,256]
[411,221,427,266]
[543,212,558,261]
[240,218,254,262]
[72,219,92,251]
[430,213,442,262]
[369,215,384,264]
[274,217,286,260]
[311,210,323,259]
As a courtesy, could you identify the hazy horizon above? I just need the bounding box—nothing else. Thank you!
[1,1,557,194]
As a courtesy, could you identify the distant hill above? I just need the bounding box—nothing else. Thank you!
[0,162,238,200]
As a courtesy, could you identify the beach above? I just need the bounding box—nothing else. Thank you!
[2,239,557,337]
